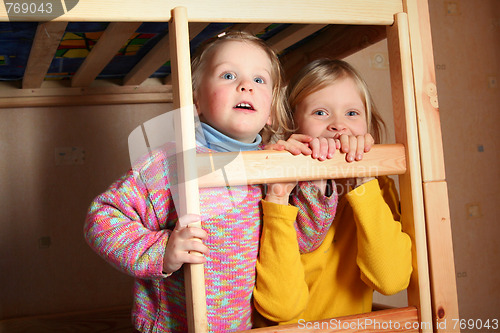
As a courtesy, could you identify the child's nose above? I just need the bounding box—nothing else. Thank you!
[328,120,347,133]
[237,79,254,93]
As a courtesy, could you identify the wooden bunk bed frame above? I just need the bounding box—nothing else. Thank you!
[0,1,459,332]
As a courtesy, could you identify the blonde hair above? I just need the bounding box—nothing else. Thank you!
[191,31,292,143]
[286,59,386,143]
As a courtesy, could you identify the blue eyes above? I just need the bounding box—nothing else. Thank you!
[221,72,265,84]
[314,110,328,116]
[222,73,236,80]
[313,110,360,117]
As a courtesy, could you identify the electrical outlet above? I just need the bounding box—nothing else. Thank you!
[456,271,467,278]
[466,203,482,219]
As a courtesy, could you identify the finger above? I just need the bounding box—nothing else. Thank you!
[355,136,365,161]
[178,214,201,228]
[178,250,207,265]
[339,134,350,154]
[325,138,336,158]
[181,226,208,240]
[364,134,375,152]
[265,143,286,151]
[346,135,357,162]
[317,137,329,161]
[335,138,341,150]
[289,134,313,143]
[185,239,209,254]
[278,139,312,155]
[309,138,320,159]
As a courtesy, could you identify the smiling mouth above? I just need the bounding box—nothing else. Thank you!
[234,102,255,111]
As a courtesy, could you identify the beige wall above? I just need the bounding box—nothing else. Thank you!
[0,104,167,318]
[346,0,500,323]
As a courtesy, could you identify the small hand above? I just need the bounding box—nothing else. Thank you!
[163,214,208,275]
[264,134,314,156]
[265,182,296,205]
[308,137,340,161]
[337,133,374,162]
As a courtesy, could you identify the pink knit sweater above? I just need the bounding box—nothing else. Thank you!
[84,144,336,332]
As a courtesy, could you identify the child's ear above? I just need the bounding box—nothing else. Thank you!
[193,98,202,116]
[266,114,273,126]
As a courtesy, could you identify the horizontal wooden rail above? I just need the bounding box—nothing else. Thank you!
[241,306,419,333]
[1,0,402,24]
[197,144,406,188]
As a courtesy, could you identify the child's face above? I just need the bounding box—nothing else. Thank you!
[195,40,273,143]
[293,77,368,139]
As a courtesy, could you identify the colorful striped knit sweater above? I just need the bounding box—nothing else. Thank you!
[84,141,335,332]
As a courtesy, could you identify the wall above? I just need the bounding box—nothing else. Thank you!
[0,103,168,319]
[345,0,500,324]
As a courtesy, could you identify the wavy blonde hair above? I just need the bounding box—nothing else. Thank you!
[286,59,386,143]
[191,31,292,143]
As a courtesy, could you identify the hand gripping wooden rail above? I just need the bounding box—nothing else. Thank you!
[0,1,459,332]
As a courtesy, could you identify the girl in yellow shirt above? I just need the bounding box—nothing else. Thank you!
[253,59,412,326]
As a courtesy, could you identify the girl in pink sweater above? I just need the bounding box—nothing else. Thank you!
[84,32,296,332]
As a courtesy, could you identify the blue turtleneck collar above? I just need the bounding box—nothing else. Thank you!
[195,122,261,152]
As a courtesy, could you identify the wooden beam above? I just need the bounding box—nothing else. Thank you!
[229,23,270,35]
[124,23,208,86]
[169,7,208,333]
[1,0,402,25]
[280,24,386,81]
[387,12,433,333]
[23,22,68,89]
[196,144,406,188]
[0,92,172,108]
[266,24,327,53]
[422,181,460,332]
[239,306,419,332]
[71,22,142,87]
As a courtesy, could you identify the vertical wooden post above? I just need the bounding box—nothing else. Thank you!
[387,12,433,333]
[169,6,209,333]
[404,1,460,331]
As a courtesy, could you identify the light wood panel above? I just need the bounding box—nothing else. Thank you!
[196,144,406,188]
[240,307,419,333]
[0,0,402,25]
[169,7,208,333]
[22,21,68,89]
[422,181,460,332]
[403,0,446,182]
[387,12,433,333]
[229,23,270,35]
[71,22,142,87]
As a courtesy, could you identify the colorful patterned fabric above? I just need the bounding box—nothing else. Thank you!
[291,181,338,253]
[84,144,263,332]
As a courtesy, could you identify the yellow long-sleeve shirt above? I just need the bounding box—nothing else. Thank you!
[253,177,412,326]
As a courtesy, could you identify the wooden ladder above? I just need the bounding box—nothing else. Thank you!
[167,1,459,332]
